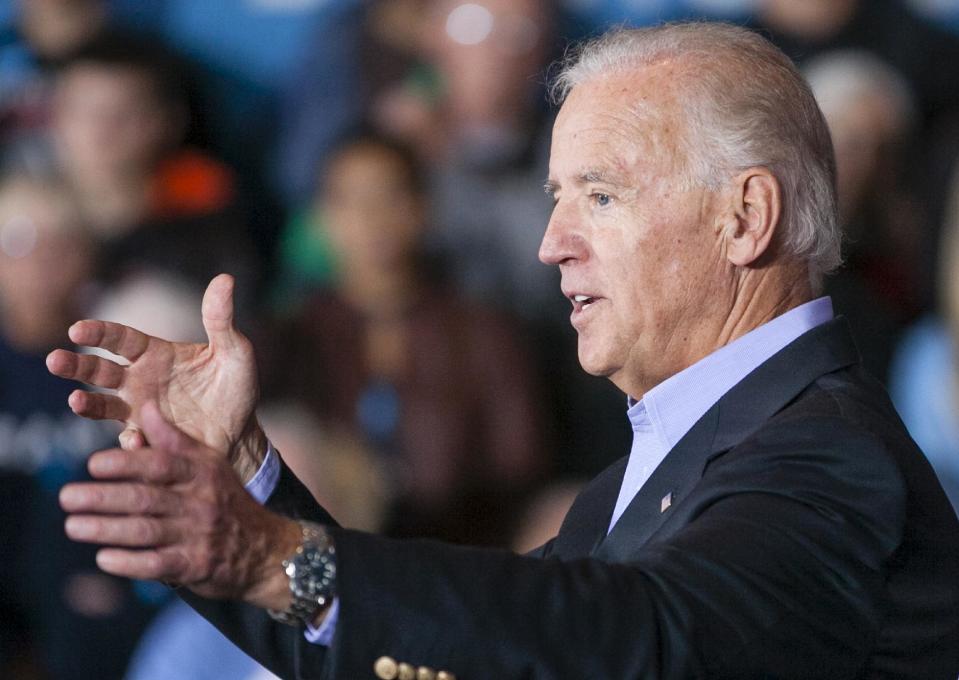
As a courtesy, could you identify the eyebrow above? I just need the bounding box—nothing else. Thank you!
[578,168,628,187]
[543,169,629,194]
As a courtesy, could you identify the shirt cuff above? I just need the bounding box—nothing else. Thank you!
[244,442,280,504]
[304,598,339,646]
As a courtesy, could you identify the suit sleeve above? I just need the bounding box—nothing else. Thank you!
[316,417,909,679]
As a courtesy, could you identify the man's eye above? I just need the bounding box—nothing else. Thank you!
[592,193,612,207]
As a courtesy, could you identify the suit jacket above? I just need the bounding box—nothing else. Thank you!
[185,318,959,679]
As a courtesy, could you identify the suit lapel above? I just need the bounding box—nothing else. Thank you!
[596,405,719,561]
[593,318,861,562]
[549,455,627,559]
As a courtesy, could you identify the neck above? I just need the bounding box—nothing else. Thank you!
[715,264,814,348]
[617,265,814,399]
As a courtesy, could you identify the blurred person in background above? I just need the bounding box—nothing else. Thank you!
[751,0,959,309]
[107,0,368,267]
[0,0,109,159]
[264,132,545,545]
[373,0,561,325]
[753,0,959,123]
[805,50,919,379]
[890,164,959,516]
[368,0,632,476]
[0,172,159,680]
[49,31,260,306]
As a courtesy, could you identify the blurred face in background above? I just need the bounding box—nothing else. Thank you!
[52,64,180,183]
[0,180,92,327]
[759,0,859,39]
[805,53,914,229]
[822,92,902,223]
[321,142,426,277]
[424,0,550,125]
[20,0,107,59]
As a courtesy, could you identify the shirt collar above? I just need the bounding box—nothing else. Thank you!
[627,297,834,451]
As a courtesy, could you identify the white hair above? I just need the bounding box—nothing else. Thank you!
[551,22,841,291]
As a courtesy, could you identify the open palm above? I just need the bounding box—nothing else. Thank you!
[47,274,264,465]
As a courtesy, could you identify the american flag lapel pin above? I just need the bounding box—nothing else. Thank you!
[661,492,673,513]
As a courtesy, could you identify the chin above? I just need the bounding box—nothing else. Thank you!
[576,343,615,378]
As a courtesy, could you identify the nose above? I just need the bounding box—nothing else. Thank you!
[538,202,585,266]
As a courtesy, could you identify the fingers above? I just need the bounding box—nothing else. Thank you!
[65,514,179,547]
[60,482,179,516]
[68,320,152,362]
[47,350,125,388]
[87,447,194,484]
[68,390,131,421]
[201,274,242,351]
[96,547,188,582]
[119,426,147,450]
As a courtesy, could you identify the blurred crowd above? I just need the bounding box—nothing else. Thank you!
[3,0,959,678]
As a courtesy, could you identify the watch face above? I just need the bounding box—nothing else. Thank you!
[270,524,336,625]
[290,544,336,601]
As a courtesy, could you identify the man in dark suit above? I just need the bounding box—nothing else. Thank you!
[49,22,959,679]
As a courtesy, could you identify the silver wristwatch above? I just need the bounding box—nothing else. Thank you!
[267,521,337,626]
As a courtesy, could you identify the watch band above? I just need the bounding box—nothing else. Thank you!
[268,521,337,626]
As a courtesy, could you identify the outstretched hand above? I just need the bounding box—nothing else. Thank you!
[46,274,267,478]
[60,401,300,609]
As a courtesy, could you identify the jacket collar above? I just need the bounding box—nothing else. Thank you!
[550,318,860,561]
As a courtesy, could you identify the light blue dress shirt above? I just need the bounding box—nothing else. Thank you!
[248,296,835,646]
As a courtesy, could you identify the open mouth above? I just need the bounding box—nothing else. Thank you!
[571,294,598,311]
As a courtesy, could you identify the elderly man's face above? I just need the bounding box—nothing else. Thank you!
[540,68,730,397]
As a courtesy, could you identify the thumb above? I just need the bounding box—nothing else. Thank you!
[119,426,147,451]
[201,273,242,351]
[140,401,197,455]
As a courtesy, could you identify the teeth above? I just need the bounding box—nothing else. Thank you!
[574,295,591,302]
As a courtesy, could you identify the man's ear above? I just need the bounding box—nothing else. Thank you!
[721,168,782,267]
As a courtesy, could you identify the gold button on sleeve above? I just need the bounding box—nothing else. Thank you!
[374,656,399,680]
[436,672,457,680]
[416,667,437,680]
[398,662,416,680]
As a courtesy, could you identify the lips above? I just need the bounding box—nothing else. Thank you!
[564,290,604,320]
[572,294,597,311]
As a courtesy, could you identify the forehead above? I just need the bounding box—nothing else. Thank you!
[549,66,689,181]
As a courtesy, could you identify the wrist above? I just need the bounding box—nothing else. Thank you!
[231,416,269,484]
[244,517,303,612]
